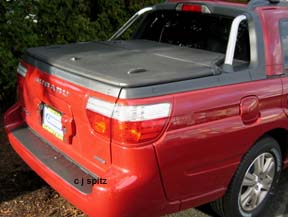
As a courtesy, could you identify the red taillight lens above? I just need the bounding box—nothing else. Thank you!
[17,75,25,104]
[178,4,211,14]
[86,97,114,137]
[111,103,171,145]
[112,117,169,144]
[182,5,202,12]
[86,110,110,137]
[86,97,172,145]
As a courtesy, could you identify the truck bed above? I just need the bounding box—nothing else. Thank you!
[26,40,224,87]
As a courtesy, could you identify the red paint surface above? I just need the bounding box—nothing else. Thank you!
[4,2,288,217]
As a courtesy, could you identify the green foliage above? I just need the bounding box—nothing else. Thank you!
[0,0,40,111]
[36,0,97,44]
[0,0,164,112]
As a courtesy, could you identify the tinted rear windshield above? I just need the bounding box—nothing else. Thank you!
[131,10,250,61]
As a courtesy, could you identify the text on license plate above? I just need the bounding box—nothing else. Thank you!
[42,106,64,140]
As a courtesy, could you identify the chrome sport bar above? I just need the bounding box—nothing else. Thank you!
[109,7,153,41]
[224,15,247,66]
[110,8,248,70]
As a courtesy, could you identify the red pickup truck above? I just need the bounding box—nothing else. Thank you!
[4,0,288,216]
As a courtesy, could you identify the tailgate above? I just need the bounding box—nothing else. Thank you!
[18,59,119,171]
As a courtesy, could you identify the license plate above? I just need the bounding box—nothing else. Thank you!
[42,105,64,140]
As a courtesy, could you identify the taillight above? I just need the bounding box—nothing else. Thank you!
[17,63,27,105]
[17,63,27,77]
[17,75,25,104]
[86,97,172,145]
[112,103,171,144]
[86,97,114,137]
[177,4,211,14]
[86,110,111,137]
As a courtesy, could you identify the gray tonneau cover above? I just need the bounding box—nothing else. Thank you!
[26,40,223,87]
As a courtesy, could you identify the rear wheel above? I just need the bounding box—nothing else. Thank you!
[211,136,282,217]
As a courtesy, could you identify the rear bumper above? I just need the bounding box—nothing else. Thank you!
[4,103,179,217]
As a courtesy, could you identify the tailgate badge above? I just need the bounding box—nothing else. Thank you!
[35,77,70,97]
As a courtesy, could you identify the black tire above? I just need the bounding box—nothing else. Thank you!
[211,136,282,217]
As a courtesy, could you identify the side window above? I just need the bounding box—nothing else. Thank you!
[280,20,288,67]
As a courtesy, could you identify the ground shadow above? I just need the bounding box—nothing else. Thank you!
[0,118,47,203]
[196,204,219,217]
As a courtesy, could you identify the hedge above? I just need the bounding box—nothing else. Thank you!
[0,0,163,112]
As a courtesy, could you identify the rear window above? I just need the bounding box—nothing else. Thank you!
[132,10,250,61]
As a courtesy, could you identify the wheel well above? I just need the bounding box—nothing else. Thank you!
[260,128,288,160]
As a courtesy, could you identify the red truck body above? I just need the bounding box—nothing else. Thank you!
[4,0,288,216]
